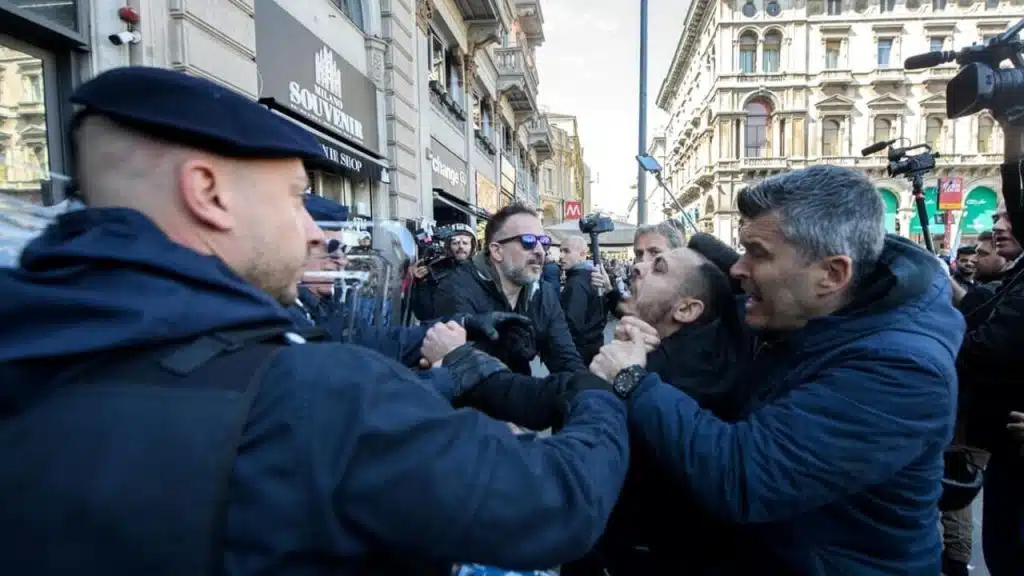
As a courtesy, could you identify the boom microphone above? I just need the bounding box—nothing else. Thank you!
[904,51,955,70]
[861,139,896,156]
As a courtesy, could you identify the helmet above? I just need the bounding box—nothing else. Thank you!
[939,446,984,512]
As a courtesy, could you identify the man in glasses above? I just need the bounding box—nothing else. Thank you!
[436,204,585,375]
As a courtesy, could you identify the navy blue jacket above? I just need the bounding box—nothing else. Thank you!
[626,236,964,574]
[0,208,631,574]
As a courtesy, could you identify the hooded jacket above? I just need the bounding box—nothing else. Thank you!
[0,208,633,575]
[626,235,964,575]
[434,253,584,375]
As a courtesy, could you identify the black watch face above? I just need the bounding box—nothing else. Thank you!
[613,366,643,398]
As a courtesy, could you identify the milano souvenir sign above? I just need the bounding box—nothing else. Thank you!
[255,0,380,151]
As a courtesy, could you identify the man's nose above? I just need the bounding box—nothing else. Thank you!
[730,257,750,280]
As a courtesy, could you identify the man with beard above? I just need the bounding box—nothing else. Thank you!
[434,205,584,375]
[422,246,746,574]
[591,165,963,574]
[411,224,476,321]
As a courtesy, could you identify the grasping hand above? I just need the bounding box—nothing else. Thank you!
[589,340,647,382]
[614,316,661,352]
[591,266,612,292]
[420,321,467,368]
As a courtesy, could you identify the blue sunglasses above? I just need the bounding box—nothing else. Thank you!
[495,233,552,250]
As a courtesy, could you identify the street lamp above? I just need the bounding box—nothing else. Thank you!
[636,0,649,225]
[636,153,699,234]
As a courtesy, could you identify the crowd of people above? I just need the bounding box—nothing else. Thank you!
[2,66,1024,576]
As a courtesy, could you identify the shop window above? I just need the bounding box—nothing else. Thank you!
[0,40,52,205]
[332,0,365,31]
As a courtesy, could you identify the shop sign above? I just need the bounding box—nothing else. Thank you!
[564,200,582,220]
[255,0,380,151]
[938,176,964,211]
[430,138,469,201]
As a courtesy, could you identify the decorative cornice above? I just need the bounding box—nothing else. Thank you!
[416,0,434,33]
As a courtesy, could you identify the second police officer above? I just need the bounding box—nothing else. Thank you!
[0,67,639,575]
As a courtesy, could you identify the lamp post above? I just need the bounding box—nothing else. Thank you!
[636,0,649,225]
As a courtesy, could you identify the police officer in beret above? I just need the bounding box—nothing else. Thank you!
[0,67,638,575]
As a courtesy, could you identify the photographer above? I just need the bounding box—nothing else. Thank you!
[410,223,476,321]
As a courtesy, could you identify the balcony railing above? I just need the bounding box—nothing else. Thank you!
[495,47,539,114]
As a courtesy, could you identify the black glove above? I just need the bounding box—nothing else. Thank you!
[462,311,532,341]
[442,343,509,398]
[501,319,537,365]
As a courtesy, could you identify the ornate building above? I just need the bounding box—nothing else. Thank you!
[656,0,1017,249]
[0,45,50,205]
[538,112,586,225]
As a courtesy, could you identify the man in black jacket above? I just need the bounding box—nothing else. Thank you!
[437,246,747,574]
[559,235,607,365]
[435,205,584,375]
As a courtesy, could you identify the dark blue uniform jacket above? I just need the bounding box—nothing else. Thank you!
[0,208,631,574]
[627,236,964,574]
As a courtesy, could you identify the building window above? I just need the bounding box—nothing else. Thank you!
[429,33,447,88]
[744,100,772,158]
[822,118,841,156]
[926,116,943,150]
[779,118,787,156]
[23,74,42,103]
[825,40,841,69]
[930,37,945,52]
[879,0,894,11]
[332,0,364,30]
[873,117,892,144]
[985,0,998,8]
[501,122,514,155]
[544,167,553,191]
[739,32,757,74]
[978,116,994,153]
[877,39,893,68]
[932,0,946,9]
[827,0,842,14]
[763,31,782,73]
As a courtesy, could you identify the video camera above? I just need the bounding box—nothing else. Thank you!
[414,228,448,267]
[905,16,1024,244]
[579,214,615,235]
[861,139,942,253]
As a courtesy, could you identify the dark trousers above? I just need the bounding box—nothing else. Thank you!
[983,453,1024,575]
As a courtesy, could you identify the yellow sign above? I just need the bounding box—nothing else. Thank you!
[476,172,499,215]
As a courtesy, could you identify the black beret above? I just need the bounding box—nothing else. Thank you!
[303,194,349,222]
[70,66,325,162]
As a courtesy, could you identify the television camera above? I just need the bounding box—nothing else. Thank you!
[905,15,1024,243]
[860,139,941,253]
[413,222,476,275]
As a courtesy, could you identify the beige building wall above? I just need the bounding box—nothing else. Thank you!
[656,0,1019,248]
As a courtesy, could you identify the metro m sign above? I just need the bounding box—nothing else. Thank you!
[564,200,582,221]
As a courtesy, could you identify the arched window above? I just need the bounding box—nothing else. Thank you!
[763,31,782,73]
[978,116,994,153]
[822,118,841,156]
[873,117,892,145]
[926,116,943,150]
[744,100,772,158]
[739,32,757,74]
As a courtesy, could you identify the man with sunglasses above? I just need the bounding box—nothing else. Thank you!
[435,205,585,375]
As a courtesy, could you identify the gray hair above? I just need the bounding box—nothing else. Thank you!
[634,221,684,249]
[564,235,588,252]
[737,165,885,281]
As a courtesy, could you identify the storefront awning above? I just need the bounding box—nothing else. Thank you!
[433,190,491,221]
[270,109,391,183]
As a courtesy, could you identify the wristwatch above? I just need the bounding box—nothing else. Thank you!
[612,364,647,399]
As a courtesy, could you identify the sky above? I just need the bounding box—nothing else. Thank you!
[536,0,691,220]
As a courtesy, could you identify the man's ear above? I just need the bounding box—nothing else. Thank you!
[816,255,854,297]
[672,297,704,325]
[178,156,233,232]
[488,242,503,263]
